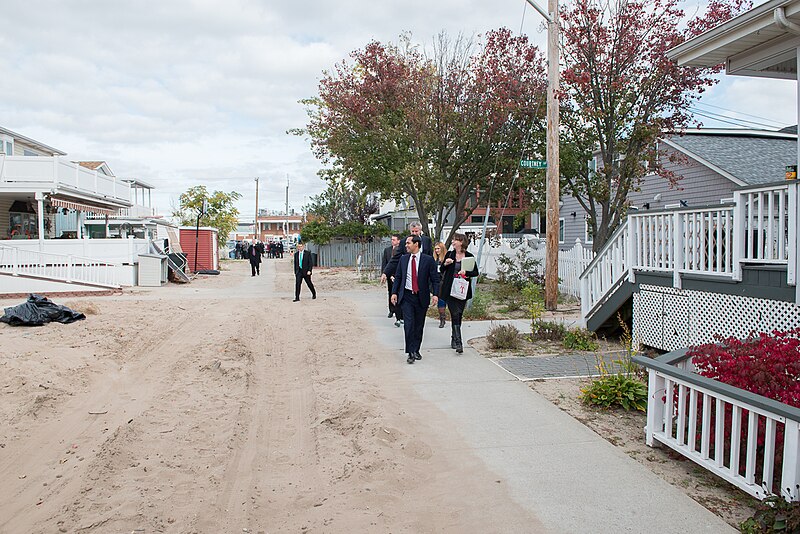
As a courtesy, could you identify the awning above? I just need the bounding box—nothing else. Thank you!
[49,197,118,216]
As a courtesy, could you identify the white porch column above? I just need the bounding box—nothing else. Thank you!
[78,210,85,239]
[35,192,45,252]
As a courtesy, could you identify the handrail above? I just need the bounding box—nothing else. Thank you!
[580,218,628,279]
[633,352,800,422]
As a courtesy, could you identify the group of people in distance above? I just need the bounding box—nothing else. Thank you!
[381,222,479,365]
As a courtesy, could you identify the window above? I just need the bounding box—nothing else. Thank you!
[471,215,494,224]
[585,220,594,244]
[23,149,38,156]
[0,135,13,156]
[559,218,565,243]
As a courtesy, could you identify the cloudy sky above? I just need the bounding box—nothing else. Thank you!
[1,0,795,221]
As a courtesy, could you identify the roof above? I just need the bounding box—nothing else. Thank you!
[77,161,104,170]
[667,0,800,77]
[0,125,67,156]
[663,129,797,186]
[121,178,156,189]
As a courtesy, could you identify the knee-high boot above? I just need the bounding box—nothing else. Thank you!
[454,323,463,353]
[438,308,446,328]
[450,323,457,349]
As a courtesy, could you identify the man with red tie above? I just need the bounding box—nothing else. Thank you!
[391,235,440,364]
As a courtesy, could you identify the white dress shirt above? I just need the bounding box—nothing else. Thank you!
[405,252,420,291]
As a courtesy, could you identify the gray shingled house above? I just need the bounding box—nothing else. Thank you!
[560,128,797,250]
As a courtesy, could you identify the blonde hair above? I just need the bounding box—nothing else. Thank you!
[433,241,447,263]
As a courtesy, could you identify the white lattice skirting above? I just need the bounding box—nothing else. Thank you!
[633,284,800,351]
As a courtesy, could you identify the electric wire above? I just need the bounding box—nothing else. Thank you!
[689,106,788,129]
[694,101,788,126]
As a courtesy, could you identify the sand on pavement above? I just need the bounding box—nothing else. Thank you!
[0,259,545,533]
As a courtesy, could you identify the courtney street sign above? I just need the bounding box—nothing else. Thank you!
[520,159,547,169]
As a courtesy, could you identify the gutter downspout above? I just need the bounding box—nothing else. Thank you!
[774,7,800,34]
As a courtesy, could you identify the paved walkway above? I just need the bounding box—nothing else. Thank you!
[352,290,735,533]
[495,351,628,380]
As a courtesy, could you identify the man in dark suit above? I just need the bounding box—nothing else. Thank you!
[391,235,440,364]
[382,221,433,281]
[381,234,402,320]
[248,241,263,276]
[293,242,316,301]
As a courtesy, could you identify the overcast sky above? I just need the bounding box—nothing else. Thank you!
[1,0,795,220]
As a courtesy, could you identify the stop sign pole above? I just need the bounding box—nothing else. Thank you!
[525,0,560,311]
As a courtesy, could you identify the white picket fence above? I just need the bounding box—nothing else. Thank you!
[0,245,120,288]
[471,238,593,298]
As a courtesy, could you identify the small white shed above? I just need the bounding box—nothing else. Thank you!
[138,253,168,287]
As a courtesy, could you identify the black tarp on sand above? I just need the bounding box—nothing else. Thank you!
[0,294,86,326]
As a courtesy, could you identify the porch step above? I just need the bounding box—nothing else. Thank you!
[586,280,634,332]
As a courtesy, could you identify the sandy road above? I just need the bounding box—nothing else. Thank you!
[0,260,542,533]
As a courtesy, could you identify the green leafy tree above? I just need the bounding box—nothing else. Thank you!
[172,186,241,243]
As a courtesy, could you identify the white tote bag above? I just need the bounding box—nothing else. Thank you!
[450,277,469,300]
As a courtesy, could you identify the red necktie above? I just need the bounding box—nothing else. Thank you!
[411,255,419,293]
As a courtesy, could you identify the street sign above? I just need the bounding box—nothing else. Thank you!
[520,159,547,169]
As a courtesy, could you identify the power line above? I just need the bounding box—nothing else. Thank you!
[694,101,788,127]
[688,107,785,129]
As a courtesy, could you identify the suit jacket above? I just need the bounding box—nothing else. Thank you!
[439,250,479,300]
[381,244,395,273]
[294,250,313,275]
[383,234,433,276]
[248,244,262,265]
[392,253,440,309]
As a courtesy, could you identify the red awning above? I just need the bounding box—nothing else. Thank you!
[49,197,117,216]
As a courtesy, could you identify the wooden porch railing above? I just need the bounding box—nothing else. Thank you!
[580,181,800,322]
[0,245,120,288]
[634,350,800,502]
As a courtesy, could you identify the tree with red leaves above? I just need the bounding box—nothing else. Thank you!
[558,0,749,252]
[293,29,547,243]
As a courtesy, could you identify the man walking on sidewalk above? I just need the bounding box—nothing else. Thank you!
[391,235,440,364]
[293,242,316,301]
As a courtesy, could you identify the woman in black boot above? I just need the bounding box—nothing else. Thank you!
[433,241,448,328]
[439,233,479,354]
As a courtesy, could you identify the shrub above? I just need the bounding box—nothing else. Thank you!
[492,282,525,312]
[530,320,566,341]
[496,248,544,289]
[521,281,544,324]
[463,292,491,320]
[687,328,800,408]
[580,373,648,411]
[563,328,599,352]
[486,324,521,350]
[740,492,800,533]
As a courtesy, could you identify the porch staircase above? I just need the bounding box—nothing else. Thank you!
[0,245,120,291]
[580,182,800,340]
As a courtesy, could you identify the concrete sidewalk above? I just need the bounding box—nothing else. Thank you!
[353,291,735,533]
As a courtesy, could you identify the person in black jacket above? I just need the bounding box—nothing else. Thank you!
[439,233,479,353]
[248,241,263,276]
[382,221,432,280]
[293,242,316,301]
[381,234,403,320]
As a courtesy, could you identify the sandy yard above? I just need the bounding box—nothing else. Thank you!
[0,259,542,534]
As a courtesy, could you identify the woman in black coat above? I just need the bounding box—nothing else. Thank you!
[439,232,479,353]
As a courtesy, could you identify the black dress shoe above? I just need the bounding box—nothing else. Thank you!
[292,298,300,302]
[387,312,394,318]
[414,352,422,360]
[312,294,317,299]
[406,354,415,364]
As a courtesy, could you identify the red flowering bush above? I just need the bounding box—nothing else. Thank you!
[687,328,800,408]
[680,328,800,494]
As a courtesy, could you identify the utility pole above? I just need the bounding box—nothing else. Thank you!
[285,175,289,239]
[254,177,259,241]
[525,0,560,310]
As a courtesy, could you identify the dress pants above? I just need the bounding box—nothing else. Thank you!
[400,292,426,354]
[251,262,260,276]
[386,278,402,318]
[295,272,316,299]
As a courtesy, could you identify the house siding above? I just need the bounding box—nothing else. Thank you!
[0,197,12,237]
[628,149,736,209]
